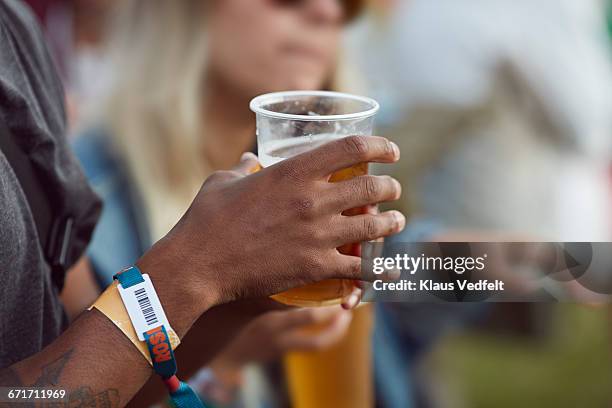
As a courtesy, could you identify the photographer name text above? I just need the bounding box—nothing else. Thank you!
[371,254,505,293]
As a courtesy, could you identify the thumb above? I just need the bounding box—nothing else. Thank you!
[233,152,260,176]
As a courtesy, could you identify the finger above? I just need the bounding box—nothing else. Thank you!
[245,297,293,313]
[364,206,388,244]
[365,204,379,215]
[279,310,352,352]
[206,169,241,184]
[341,286,363,310]
[285,136,400,180]
[331,210,405,246]
[365,205,385,242]
[233,152,260,176]
[332,255,363,281]
[323,175,401,212]
[268,306,343,331]
[332,253,401,282]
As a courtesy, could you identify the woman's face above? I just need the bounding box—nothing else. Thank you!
[207,0,346,96]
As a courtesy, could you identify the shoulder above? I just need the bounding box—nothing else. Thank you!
[0,1,39,25]
[0,1,42,43]
[0,1,56,63]
[0,0,66,116]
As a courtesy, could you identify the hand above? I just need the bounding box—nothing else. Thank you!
[138,135,404,336]
[212,306,352,370]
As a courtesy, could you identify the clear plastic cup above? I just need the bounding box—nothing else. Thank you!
[250,90,379,307]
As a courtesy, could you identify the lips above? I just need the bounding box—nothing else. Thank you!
[282,43,328,65]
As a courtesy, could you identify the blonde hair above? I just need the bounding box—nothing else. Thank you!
[105,0,211,240]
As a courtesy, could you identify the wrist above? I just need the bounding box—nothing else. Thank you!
[136,237,220,338]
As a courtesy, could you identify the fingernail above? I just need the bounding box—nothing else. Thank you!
[343,294,359,309]
[393,179,402,199]
[241,152,254,161]
[392,211,406,232]
[391,142,400,159]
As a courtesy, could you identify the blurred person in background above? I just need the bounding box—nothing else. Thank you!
[71,0,366,406]
[24,0,116,130]
[346,0,612,406]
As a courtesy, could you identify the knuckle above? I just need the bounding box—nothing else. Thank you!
[291,194,316,220]
[332,223,349,244]
[389,213,401,233]
[343,136,369,160]
[205,171,222,183]
[363,176,380,201]
[330,218,352,244]
[383,139,395,157]
[299,251,324,279]
[363,217,379,239]
[383,219,395,236]
[310,226,329,244]
[342,259,361,279]
[208,170,233,183]
[276,161,306,184]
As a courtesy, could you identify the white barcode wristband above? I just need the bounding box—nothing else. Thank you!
[90,267,180,365]
[115,271,174,341]
[113,266,179,378]
[113,267,205,406]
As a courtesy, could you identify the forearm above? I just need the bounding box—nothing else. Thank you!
[0,309,152,407]
[1,240,214,407]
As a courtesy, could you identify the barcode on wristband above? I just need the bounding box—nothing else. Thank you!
[135,287,159,326]
[116,274,172,341]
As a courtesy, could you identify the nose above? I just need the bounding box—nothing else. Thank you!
[304,0,344,25]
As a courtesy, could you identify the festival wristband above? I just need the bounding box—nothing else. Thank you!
[89,280,180,364]
[113,266,205,407]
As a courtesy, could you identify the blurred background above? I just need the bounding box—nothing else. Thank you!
[25,0,612,407]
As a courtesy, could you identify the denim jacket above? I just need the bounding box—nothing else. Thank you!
[72,128,151,286]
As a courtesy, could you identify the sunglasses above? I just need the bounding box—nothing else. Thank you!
[270,0,365,22]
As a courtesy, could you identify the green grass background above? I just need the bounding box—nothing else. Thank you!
[430,305,612,407]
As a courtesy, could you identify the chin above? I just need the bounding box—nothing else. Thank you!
[250,75,328,96]
[291,76,327,91]
[269,75,327,92]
